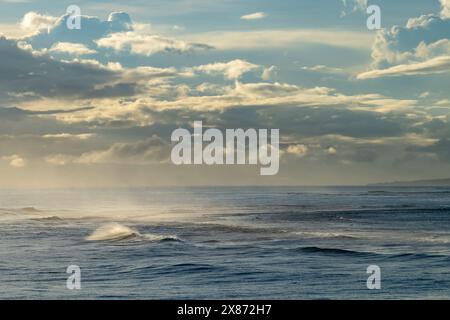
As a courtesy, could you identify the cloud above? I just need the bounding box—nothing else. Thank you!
[191,59,261,80]
[95,31,212,56]
[0,37,115,98]
[419,91,431,98]
[408,138,450,161]
[327,146,338,155]
[20,12,58,32]
[2,154,26,167]
[49,42,97,55]
[262,66,277,81]
[340,0,367,17]
[77,135,169,165]
[0,37,182,102]
[359,7,450,79]
[26,12,133,49]
[43,136,170,166]
[0,23,32,38]
[42,133,95,140]
[441,0,450,18]
[286,144,308,157]
[241,12,267,20]
[435,98,450,105]
[195,82,231,95]
[52,78,416,143]
[415,39,450,59]
[21,10,212,58]
[357,56,450,79]
[44,154,76,166]
[2,4,449,186]
[62,84,417,133]
[370,14,450,68]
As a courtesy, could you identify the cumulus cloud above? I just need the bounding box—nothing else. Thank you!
[358,7,450,79]
[0,37,183,101]
[2,5,449,186]
[20,10,212,58]
[241,12,267,20]
[20,12,58,32]
[415,39,450,59]
[371,17,450,68]
[26,12,132,49]
[372,21,450,67]
[0,37,118,99]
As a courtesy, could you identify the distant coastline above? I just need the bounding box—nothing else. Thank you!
[369,178,450,187]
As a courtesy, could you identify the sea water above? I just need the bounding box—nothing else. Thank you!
[0,186,449,299]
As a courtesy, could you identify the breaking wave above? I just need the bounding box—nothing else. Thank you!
[86,223,180,243]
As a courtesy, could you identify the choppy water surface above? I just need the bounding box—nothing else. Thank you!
[1,187,449,299]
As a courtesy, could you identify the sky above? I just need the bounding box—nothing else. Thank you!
[0,0,450,187]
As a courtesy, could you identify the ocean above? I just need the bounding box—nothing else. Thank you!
[1,186,449,299]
